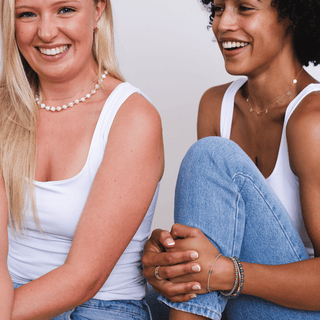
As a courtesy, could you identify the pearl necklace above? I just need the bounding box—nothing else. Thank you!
[36,70,108,112]
[246,67,303,116]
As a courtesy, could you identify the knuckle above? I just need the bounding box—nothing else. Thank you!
[141,254,150,266]
[164,253,175,265]
[193,228,203,237]
[165,286,176,297]
[161,267,172,279]
[171,223,179,234]
[183,263,191,273]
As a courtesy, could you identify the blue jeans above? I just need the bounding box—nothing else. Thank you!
[13,283,151,320]
[159,137,320,319]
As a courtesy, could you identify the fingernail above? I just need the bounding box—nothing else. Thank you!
[190,251,198,259]
[192,265,201,272]
[165,239,175,246]
[190,294,197,299]
[192,285,201,290]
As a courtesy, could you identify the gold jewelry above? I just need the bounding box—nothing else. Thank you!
[154,266,164,281]
[94,25,99,33]
[41,75,99,101]
[246,67,304,116]
[36,71,108,112]
[207,253,222,293]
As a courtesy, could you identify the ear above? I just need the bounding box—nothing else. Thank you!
[93,0,107,25]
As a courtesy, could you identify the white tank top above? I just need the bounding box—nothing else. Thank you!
[8,82,160,300]
[220,78,320,258]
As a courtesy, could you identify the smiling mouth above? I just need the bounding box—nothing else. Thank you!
[37,45,70,56]
[222,41,249,50]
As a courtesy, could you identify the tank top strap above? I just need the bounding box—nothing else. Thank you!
[97,82,149,146]
[87,82,150,172]
[220,78,247,139]
[284,83,320,126]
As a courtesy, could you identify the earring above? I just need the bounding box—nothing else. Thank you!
[93,25,99,33]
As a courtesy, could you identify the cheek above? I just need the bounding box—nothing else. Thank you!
[15,23,34,50]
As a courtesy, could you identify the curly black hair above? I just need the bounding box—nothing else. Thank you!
[200,0,320,66]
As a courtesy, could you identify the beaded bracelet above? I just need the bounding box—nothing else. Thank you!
[207,253,222,293]
[233,256,244,296]
[220,256,239,297]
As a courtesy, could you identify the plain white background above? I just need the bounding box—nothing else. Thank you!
[111,0,320,231]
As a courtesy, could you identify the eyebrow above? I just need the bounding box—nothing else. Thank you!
[15,0,81,10]
[233,0,262,2]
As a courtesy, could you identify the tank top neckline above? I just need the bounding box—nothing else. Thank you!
[34,82,128,185]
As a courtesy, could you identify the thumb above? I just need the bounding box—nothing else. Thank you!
[171,223,199,239]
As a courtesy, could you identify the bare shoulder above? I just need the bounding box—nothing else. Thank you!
[106,88,164,175]
[197,82,232,139]
[103,76,162,134]
[287,90,320,176]
[287,90,320,140]
[116,91,162,133]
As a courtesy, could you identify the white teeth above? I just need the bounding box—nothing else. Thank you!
[222,41,248,49]
[38,45,69,56]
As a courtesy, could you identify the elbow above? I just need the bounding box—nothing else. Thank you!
[75,275,108,304]
[81,277,106,302]
[62,263,109,304]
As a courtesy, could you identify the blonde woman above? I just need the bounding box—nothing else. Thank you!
[0,0,163,319]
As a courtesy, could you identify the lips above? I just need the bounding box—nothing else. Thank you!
[37,45,69,56]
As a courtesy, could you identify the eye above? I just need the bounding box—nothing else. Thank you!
[213,5,224,17]
[238,5,254,13]
[58,7,75,14]
[17,11,36,18]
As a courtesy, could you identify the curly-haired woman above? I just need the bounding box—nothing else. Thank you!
[143,0,320,318]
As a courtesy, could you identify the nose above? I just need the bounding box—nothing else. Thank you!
[216,7,239,33]
[37,14,59,42]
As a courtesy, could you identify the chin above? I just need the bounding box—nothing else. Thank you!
[224,62,250,77]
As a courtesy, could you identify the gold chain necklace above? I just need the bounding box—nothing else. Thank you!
[41,75,99,101]
[246,67,304,116]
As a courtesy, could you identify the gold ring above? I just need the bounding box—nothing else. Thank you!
[154,266,164,281]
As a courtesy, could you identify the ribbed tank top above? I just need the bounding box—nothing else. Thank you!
[220,78,320,257]
[8,82,160,300]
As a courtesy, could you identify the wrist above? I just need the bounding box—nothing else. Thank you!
[210,255,236,292]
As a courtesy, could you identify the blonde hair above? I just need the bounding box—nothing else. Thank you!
[0,0,123,232]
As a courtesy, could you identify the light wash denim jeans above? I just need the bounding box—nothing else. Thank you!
[159,137,320,320]
[13,283,151,320]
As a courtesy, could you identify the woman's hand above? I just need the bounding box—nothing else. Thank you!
[142,224,235,300]
[168,224,234,294]
[142,228,203,302]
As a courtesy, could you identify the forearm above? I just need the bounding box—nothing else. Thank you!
[239,258,320,310]
[12,263,101,320]
[1,267,14,319]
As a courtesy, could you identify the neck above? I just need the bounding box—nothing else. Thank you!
[245,58,303,111]
[37,61,99,102]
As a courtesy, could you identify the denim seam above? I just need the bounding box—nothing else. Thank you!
[79,305,143,316]
[168,301,221,319]
[232,172,302,261]
[231,193,241,256]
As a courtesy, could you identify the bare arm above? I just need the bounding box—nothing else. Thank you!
[0,177,14,319]
[142,85,229,303]
[143,90,320,312]
[11,94,164,319]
